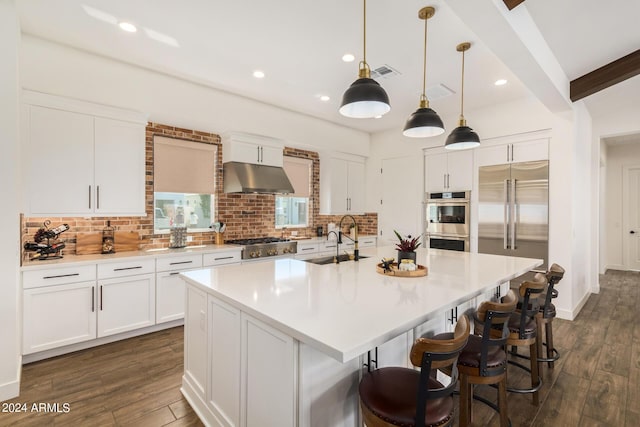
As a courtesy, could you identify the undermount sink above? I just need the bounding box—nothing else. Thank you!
[303,254,369,265]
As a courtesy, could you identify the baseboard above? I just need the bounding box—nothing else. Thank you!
[605,264,626,272]
[181,377,221,427]
[556,290,592,321]
[0,378,20,402]
[23,320,183,364]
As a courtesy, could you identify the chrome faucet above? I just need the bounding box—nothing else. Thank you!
[326,231,340,263]
[338,215,359,261]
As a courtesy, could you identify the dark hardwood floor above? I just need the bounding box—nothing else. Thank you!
[0,269,637,426]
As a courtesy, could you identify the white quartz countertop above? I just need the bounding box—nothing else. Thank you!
[181,246,542,363]
[20,244,241,271]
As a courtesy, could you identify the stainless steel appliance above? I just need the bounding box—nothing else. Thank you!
[478,160,548,271]
[425,191,470,252]
[226,237,297,261]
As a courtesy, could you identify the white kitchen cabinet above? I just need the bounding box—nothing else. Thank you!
[184,284,208,403]
[202,249,242,266]
[320,155,366,214]
[222,132,284,167]
[242,313,297,427]
[294,241,319,260]
[23,91,147,216]
[23,281,97,354]
[97,258,156,337]
[475,138,548,168]
[425,150,473,193]
[97,273,155,337]
[156,254,203,324]
[358,236,377,248]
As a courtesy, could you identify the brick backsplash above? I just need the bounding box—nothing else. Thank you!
[21,122,377,258]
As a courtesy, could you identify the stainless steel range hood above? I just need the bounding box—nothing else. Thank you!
[223,161,294,194]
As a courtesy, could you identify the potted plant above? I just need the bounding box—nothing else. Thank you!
[394,230,421,265]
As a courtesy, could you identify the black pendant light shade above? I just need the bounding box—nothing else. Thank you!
[403,105,445,137]
[339,0,391,119]
[403,6,444,138]
[339,76,391,118]
[444,124,480,149]
[445,42,480,150]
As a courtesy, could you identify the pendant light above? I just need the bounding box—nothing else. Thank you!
[445,42,481,150]
[339,0,391,118]
[403,6,444,138]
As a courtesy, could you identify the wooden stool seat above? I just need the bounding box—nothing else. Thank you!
[360,368,454,426]
[359,316,470,427]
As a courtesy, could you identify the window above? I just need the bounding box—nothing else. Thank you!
[153,136,216,233]
[276,157,312,228]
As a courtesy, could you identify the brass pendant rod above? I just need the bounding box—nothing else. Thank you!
[421,14,428,98]
[363,0,367,65]
[460,47,465,120]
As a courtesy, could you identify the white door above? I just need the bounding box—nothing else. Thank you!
[624,165,640,270]
[97,273,155,337]
[447,150,474,192]
[94,117,145,215]
[23,282,97,354]
[347,160,365,213]
[425,153,448,193]
[381,156,423,245]
[329,158,349,213]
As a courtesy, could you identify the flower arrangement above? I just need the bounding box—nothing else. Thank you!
[394,230,421,252]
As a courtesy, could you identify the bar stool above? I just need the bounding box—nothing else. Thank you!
[359,316,470,427]
[506,273,547,405]
[457,289,518,427]
[536,263,565,369]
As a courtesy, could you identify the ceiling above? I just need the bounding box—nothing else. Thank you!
[15,0,640,136]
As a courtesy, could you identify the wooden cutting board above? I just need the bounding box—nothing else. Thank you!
[75,231,140,255]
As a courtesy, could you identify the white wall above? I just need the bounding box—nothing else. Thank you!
[20,35,370,157]
[0,0,22,401]
[603,141,640,270]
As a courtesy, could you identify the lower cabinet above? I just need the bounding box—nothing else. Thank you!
[23,281,97,354]
[156,254,204,323]
[97,273,155,337]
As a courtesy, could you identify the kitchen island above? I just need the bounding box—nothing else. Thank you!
[180,246,542,427]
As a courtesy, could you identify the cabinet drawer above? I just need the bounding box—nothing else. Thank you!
[321,241,339,252]
[98,258,155,279]
[296,242,319,254]
[156,254,203,272]
[359,237,377,248]
[23,264,96,289]
[203,251,241,266]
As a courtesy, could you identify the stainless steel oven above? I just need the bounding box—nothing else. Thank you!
[425,191,470,252]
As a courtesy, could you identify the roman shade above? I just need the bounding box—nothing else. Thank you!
[154,136,216,194]
[283,156,312,198]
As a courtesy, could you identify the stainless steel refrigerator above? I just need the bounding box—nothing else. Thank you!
[478,160,549,275]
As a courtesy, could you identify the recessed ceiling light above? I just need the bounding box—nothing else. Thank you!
[118,22,137,33]
[342,53,355,63]
[320,95,330,102]
[253,70,265,79]
[494,79,508,86]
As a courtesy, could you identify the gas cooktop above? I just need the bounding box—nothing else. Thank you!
[225,237,297,260]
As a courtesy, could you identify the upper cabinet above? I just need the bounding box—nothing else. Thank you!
[222,132,284,167]
[475,138,549,168]
[23,91,147,217]
[319,153,365,214]
[424,150,473,194]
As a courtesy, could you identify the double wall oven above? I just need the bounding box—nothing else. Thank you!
[425,191,470,252]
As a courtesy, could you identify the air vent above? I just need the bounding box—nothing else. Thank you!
[425,84,455,100]
[371,64,401,80]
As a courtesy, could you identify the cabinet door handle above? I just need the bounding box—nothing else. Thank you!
[214,256,234,261]
[169,272,181,276]
[444,174,447,189]
[43,273,80,280]
[96,185,100,209]
[91,286,95,312]
[257,146,261,163]
[301,247,315,251]
[169,261,193,266]
[89,185,92,209]
[100,285,103,311]
[113,266,143,271]
[260,146,264,163]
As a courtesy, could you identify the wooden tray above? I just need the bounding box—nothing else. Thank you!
[376,262,428,277]
[76,231,140,255]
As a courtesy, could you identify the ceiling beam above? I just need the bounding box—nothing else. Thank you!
[570,49,640,102]
[503,0,525,10]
